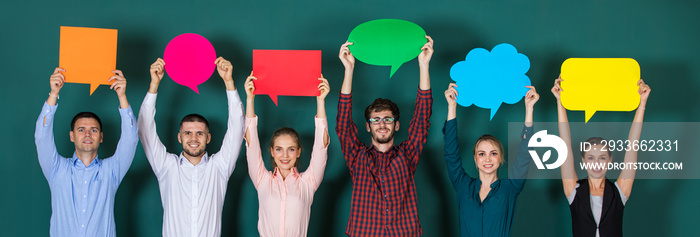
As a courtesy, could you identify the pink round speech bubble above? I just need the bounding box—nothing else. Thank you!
[163,33,216,93]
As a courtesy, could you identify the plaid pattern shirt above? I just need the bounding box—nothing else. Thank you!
[336,89,432,237]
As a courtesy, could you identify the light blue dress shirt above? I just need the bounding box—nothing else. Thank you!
[34,102,138,237]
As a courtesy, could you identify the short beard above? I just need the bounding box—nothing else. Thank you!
[183,147,206,158]
[372,130,395,144]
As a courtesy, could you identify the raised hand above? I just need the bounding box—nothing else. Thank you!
[524,85,540,109]
[317,76,330,101]
[244,71,257,99]
[215,57,233,82]
[49,67,66,96]
[418,35,434,67]
[637,79,651,106]
[339,41,355,70]
[551,76,563,102]
[109,70,127,97]
[149,58,165,85]
[444,83,458,107]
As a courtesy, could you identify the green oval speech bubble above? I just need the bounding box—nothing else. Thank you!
[348,19,427,78]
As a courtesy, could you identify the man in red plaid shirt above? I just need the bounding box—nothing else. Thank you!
[336,36,434,237]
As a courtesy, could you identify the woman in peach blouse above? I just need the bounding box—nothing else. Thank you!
[243,72,330,237]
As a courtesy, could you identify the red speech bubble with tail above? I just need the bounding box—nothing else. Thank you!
[252,50,322,105]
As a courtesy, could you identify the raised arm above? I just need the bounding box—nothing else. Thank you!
[242,71,270,187]
[508,86,538,188]
[402,36,435,168]
[305,77,331,190]
[107,70,138,182]
[244,72,257,120]
[36,67,66,180]
[418,35,433,91]
[339,42,355,95]
[443,83,471,191]
[138,58,171,177]
[616,79,651,198]
[147,58,165,94]
[316,77,330,146]
[46,67,64,106]
[212,57,245,176]
[336,42,363,172]
[109,70,129,109]
[553,76,578,197]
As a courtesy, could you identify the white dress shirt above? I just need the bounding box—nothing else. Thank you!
[138,90,245,237]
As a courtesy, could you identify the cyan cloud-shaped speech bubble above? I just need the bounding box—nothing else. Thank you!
[449,43,531,120]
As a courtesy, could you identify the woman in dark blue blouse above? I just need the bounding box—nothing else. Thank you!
[442,83,539,237]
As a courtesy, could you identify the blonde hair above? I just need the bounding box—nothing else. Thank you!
[472,134,505,166]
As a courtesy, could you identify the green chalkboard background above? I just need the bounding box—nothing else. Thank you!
[2,0,699,236]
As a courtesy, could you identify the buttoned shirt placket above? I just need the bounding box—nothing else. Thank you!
[74,158,98,236]
[191,160,202,237]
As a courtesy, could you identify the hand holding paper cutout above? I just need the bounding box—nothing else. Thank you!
[108,70,127,97]
[59,26,118,95]
[449,43,531,120]
[560,58,641,122]
[49,67,66,96]
[317,77,330,101]
[149,58,166,85]
[347,19,427,77]
[244,72,257,100]
[524,86,540,109]
[418,36,434,67]
[338,42,355,70]
[252,50,322,105]
[637,79,651,106]
[215,57,233,82]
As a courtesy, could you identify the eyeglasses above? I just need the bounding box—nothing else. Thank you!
[368,117,396,125]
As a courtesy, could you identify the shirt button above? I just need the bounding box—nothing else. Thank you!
[83,195,87,198]
[84,181,88,184]
[386,208,389,212]
[81,225,85,228]
[384,195,387,198]
[82,209,86,212]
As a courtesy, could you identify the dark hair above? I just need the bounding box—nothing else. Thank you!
[472,134,505,166]
[580,137,612,157]
[364,98,400,121]
[180,114,209,131]
[269,127,302,169]
[71,112,102,131]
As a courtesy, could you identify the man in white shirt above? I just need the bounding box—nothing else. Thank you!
[138,57,245,237]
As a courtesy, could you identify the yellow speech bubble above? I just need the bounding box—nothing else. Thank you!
[560,58,641,122]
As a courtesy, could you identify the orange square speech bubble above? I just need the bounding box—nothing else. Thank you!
[59,26,118,95]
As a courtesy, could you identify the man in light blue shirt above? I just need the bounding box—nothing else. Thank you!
[35,67,138,237]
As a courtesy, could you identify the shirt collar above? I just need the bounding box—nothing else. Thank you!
[178,152,209,165]
[71,153,100,168]
[368,144,397,154]
[273,167,300,177]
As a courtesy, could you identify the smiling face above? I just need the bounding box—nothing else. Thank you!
[366,110,399,145]
[474,140,501,174]
[178,121,211,159]
[270,134,301,171]
[582,144,612,179]
[70,118,104,154]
